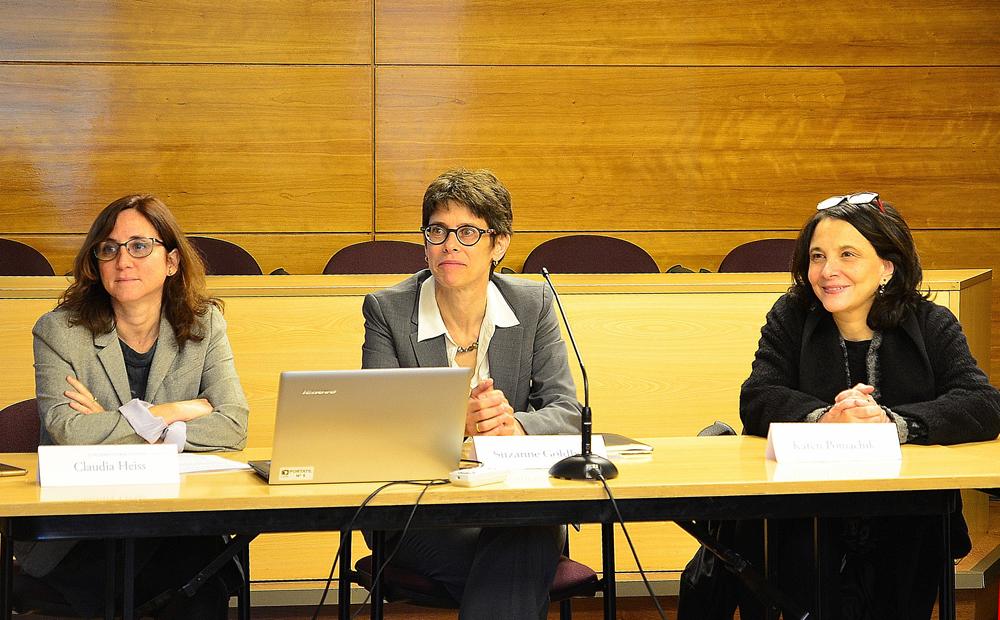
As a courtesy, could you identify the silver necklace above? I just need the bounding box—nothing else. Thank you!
[456,341,479,354]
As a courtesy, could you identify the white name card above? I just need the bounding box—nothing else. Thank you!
[38,444,180,487]
[471,435,607,470]
[765,423,901,463]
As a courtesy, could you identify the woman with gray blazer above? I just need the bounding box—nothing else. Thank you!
[361,169,581,620]
[17,194,248,619]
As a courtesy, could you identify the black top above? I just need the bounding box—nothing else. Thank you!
[843,339,870,386]
[120,339,157,401]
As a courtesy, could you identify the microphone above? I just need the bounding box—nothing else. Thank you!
[540,268,618,481]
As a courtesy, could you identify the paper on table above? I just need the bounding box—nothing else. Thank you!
[177,453,252,474]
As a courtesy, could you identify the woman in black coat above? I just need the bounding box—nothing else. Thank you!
[738,193,1000,619]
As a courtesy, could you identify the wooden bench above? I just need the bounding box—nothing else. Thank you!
[0,270,995,614]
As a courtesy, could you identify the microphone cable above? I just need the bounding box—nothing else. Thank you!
[310,478,448,620]
[595,471,670,620]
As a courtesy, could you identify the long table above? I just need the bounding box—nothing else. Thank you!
[1,271,992,595]
[4,436,1000,620]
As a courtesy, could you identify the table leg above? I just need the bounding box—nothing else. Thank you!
[1,520,12,620]
[601,523,616,620]
[122,538,135,620]
[764,519,780,620]
[104,539,116,620]
[939,511,955,620]
[370,531,385,620]
[338,531,352,620]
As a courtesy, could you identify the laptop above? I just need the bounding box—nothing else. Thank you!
[249,367,472,484]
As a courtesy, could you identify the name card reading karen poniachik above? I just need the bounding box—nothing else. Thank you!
[38,444,180,487]
[766,423,901,463]
[471,435,607,470]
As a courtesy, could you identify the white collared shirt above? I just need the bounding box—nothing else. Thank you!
[417,277,520,388]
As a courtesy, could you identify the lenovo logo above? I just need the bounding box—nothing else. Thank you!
[301,390,338,396]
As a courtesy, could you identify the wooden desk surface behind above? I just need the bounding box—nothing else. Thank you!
[0,270,993,587]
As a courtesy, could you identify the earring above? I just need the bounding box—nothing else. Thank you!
[877,280,887,296]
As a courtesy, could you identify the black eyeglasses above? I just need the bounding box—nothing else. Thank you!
[817,192,885,214]
[93,237,165,261]
[421,224,496,246]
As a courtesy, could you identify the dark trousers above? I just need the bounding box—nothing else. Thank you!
[386,525,564,620]
[40,536,237,619]
[738,516,943,620]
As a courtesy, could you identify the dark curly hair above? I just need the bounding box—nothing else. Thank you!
[789,199,927,331]
[57,194,220,345]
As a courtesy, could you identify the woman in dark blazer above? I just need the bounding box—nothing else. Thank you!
[738,193,1000,619]
[17,194,248,619]
[361,169,581,619]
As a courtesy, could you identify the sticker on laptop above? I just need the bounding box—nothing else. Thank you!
[278,466,314,482]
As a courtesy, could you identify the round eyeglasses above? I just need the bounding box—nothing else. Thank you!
[421,224,496,246]
[93,237,165,261]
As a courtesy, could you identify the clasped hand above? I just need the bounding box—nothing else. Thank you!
[466,378,524,436]
[820,383,889,424]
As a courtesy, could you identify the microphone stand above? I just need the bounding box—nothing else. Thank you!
[541,268,618,480]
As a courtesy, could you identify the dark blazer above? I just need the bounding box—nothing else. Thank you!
[741,294,1000,444]
[361,270,581,435]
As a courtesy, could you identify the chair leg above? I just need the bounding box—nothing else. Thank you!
[560,596,572,620]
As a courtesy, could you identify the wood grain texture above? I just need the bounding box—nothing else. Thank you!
[375,66,1000,231]
[0,0,372,64]
[0,65,373,233]
[376,0,1000,66]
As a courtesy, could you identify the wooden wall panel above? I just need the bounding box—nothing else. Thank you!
[0,65,373,233]
[375,66,1000,232]
[0,1,372,64]
[376,0,1000,66]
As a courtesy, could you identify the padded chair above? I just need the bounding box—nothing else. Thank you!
[323,240,426,274]
[0,239,55,276]
[0,398,40,452]
[717,239,796,273]
[521,235,659,274]
[0,398,251,620]
[188,236,263,275]
[353,543,604,620]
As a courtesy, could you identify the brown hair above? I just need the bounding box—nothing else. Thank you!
[422,169,514,237]
[58,194,220,345]
[789,199,926,330]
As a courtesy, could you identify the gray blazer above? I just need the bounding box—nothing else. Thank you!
[361,270,581,435]
[17,305,249,577]
[32,305,248,451]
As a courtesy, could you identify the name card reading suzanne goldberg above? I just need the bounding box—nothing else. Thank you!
[471,435,607,470]
[38,444,180,487]
[766,422,901,464]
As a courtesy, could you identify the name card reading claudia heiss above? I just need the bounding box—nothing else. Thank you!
[38,444,180,487]
[765,423,901,463]
[471,435,607,470]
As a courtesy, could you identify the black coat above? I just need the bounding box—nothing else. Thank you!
[680,294,1000,620]
[741,294,1000,444]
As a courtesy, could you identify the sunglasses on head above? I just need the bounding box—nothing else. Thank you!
[816,192,885,213]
